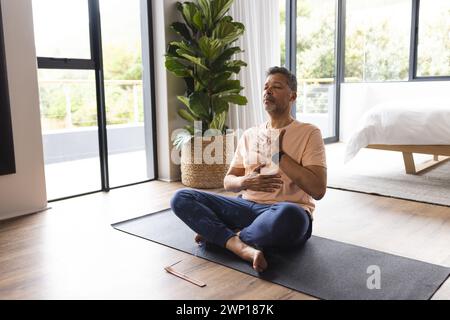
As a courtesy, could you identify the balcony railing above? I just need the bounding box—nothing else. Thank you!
[39,79,143,132]
[39,77,342,163]
[297,78,335,114]
[39,79,145,163]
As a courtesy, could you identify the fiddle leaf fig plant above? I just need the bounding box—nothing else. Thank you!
[165,0,248,149]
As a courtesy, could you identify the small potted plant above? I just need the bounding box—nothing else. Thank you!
[165,0,247,188]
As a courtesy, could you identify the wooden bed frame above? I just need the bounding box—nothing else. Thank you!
[367,145,450,175]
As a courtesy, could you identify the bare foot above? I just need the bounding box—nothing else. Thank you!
[194,234,204,244]
[225,236,268,272]
[252,251,268,273]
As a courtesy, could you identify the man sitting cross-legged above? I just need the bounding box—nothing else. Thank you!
[170,67,327,272]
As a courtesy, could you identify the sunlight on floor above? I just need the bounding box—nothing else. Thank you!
[44,150,148,200]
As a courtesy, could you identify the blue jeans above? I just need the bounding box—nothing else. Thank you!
[170,188,312,249]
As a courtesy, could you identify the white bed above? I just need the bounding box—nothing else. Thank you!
[345,101,450,174]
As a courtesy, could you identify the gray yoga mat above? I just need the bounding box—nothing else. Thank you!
[112,209,450,300]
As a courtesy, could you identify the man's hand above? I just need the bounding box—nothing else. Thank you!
[241,164,284,193]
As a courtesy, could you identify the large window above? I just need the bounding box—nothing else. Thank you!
[32,0,156,200]
[416,0,450,77]
[282,0,450,141]
[100,0,151,188]
[284,0,450,83]
[345,0,411,82]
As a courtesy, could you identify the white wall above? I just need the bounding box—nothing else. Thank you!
[152,0,186,182]
[340,81,450,142]
[0,0,47,220]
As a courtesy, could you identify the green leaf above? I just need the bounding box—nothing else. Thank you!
[212,47,243,70]
[220,16,233,24]
[213,71,233,82]
[213,79,241,93]
[226,60,247,68]
[221,94,248,105]
[217,47,242,60]
[194,81,204,92]
[212,88,241,96]
[184,77,195,95]
[223,66,241,74]
[166,43,180,57]
[192,11,204,32]
[198,36,224,61]
[212,20,244,45]
[209,111,227,132]
[177,50,210,71]
[192,68,208,90]
[178,108,197,122]
[184,125,195,135]
[176,2,184,13]
[189,92,210,120]
[178,95,205,120]
[212,96,229,114]
[222,59,247,74]
[170,22,192,41]
[165,57,191,77]
[221,23,245,45]
[197,0,213,28]
[212,19,233,38]
[177,95,190,108]
[211,0,235,24]
[170,41,197,56]
[178,2,200,33]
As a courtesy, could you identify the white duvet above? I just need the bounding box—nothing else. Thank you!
[345,101,450,162]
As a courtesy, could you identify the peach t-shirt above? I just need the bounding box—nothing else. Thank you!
[230,120,327,216]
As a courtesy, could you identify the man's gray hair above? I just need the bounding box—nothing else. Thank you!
[266,66,297,92]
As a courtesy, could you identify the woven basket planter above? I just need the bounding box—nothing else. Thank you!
[180,134,235,189]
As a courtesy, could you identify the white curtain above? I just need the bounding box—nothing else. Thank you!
[227,0,281,132]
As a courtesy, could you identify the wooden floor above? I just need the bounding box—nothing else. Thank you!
[1,180,450,300]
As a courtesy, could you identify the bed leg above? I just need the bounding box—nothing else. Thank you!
[402,153,450,174]
[402,152,416,174]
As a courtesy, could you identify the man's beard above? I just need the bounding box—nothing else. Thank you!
[264,102,278,112]
[264,96,278,112]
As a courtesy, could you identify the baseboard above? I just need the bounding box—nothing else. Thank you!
[0,206,50,222]
[158,177,181,183]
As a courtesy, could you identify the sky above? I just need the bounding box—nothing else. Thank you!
[32,0,142,59]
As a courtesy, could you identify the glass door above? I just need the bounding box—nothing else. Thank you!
[32,0,156,200]
[295,0,337,139]
[33,0,102,200]
[100,0,155,188]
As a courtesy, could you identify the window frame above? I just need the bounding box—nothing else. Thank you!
[0,2,16,176]
[411,0,450,81]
